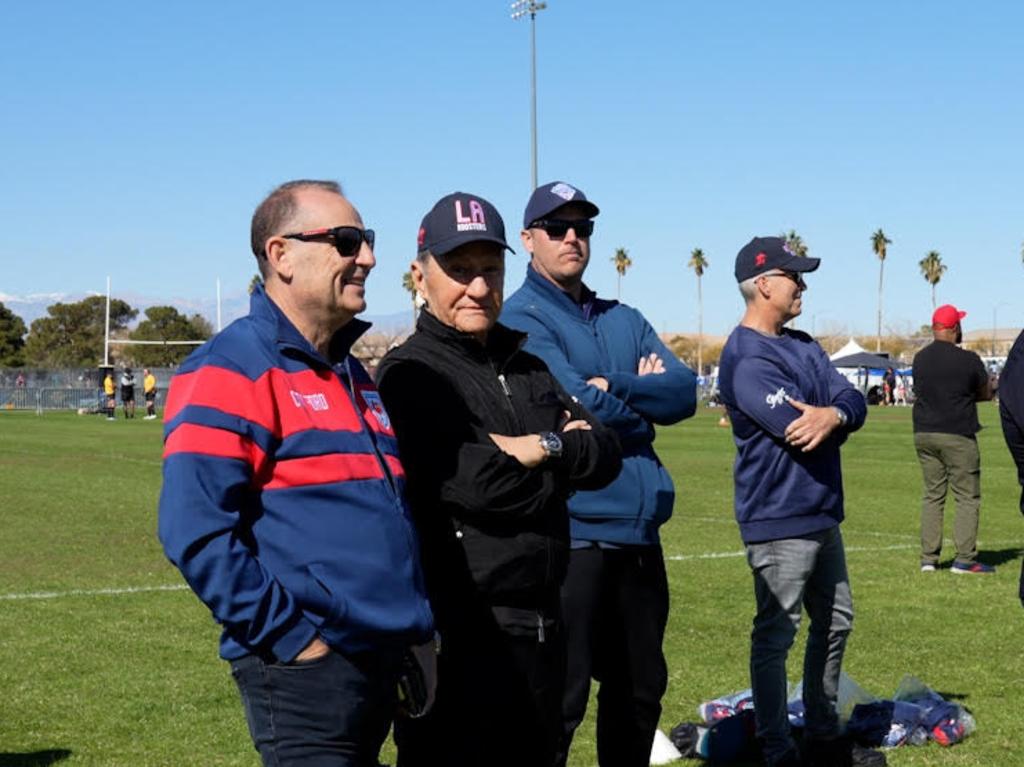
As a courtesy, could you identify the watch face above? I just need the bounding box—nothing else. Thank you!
[542,432,563,455]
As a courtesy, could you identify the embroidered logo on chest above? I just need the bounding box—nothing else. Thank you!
[290,390,330,412]
[361,390,391,430]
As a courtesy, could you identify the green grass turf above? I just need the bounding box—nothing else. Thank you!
[1,405,1021,766]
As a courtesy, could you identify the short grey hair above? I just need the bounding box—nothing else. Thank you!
[250,179,344,278]
[739,276,759,304]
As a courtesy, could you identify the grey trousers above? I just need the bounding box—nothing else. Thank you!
[745,526,854,765]
[914,431,981,566]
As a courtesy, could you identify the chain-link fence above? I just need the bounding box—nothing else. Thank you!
[0,367,175,413]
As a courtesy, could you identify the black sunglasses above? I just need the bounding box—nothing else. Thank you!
[282,226,375,257]
[530,219,595,239]
[762,270,806,288]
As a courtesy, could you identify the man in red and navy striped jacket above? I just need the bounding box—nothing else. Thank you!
[158,180,433,767]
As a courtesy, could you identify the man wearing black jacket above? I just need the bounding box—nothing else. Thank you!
[377,192,622,767]
[998,330,1024,606]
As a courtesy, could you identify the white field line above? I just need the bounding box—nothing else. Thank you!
[0,583,189,602]
[667,539,1022,563]
[686,517,919,541]
[4,538,1020,600]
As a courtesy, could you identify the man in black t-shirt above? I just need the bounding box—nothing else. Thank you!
[912,304,996,574]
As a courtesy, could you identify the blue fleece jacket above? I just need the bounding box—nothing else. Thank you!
[718,326,867,544]
[501,265,697,545]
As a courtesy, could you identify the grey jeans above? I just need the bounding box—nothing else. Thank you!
[745,526,854,764]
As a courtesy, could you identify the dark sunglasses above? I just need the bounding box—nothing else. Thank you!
[762,270,806,288]
[282,226,375,257]
[530,219,595,239]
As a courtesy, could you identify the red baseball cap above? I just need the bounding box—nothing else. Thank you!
[932,304,967,329]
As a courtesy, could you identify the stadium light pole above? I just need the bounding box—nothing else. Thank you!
[511,0,547,190]
[992,301,1012,357]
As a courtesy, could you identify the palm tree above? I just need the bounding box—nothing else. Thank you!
[610,247,632,300]
[871,229,892,352]
[247,274,263,295]
[919,250,946,310]
[401,271,418,327]
[687,248,709,374]
[780,229,809,257]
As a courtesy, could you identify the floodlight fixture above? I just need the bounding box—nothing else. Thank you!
[510,0,548,189]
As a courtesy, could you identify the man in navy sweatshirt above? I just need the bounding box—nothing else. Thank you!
[502,181,697,767]
[718,237,880,767]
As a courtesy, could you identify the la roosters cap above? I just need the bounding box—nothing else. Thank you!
[417,192,513,257]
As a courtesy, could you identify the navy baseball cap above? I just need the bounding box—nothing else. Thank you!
[734,236,821,282]
[417,192,514,257]
[523,181,600,228]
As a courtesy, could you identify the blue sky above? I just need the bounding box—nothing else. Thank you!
[2,1,1022,339]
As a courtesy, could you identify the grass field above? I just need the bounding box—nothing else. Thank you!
[1,404,1022,766]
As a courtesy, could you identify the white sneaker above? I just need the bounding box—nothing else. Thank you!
[920,563,936,572]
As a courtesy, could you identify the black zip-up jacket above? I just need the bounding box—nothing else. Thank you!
[377,310,622,626]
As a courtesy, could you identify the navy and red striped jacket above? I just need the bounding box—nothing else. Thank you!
[158,285,433,662]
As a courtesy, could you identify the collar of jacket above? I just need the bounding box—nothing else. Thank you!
[415,307,526,368]
[249,283,370,366]
[523,263,598,318]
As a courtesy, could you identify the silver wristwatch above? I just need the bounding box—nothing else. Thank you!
[539,432,563,459]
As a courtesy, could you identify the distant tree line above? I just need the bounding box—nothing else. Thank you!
[0,297,210,369]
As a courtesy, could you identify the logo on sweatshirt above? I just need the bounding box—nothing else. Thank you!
[361,390,391,430]
[290,390,330,412]
[765,387,790,409]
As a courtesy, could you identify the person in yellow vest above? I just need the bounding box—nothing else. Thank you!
[103,372,116,420]
[143,368,158,420]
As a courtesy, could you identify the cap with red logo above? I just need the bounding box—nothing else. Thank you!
[417,192,514,258]
[932,304,967,329]
[734,236,821,283]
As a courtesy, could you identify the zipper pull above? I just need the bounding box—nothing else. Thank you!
[497,373,512,398]
[537,612,545,643]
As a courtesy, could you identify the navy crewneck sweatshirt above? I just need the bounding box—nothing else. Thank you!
[718,326,867,544]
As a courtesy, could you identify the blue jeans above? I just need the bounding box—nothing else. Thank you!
[230,647,402,767]
[745,527,854,765]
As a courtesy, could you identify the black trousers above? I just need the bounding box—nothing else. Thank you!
[395,603,565,767]
[556,544,670,767]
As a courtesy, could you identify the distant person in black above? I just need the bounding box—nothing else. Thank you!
[120,367,136,419]
[883,367,897,406]
[912,304,996,574]
[997,330,1024,606]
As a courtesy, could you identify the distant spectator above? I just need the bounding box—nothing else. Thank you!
[894,375,908,407]
[15,372,25,388]
[883,367,896,406]
[143,368,158,419]
[103,372,115,420]
[120,367,136,419]
[912,304,996,574]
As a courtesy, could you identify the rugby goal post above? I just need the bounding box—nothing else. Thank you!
[102,276,222,366]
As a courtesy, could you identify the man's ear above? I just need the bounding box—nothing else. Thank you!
[264,237,294,281]
[756,275,771,299]
[520,229,534,255]
[410,260,426,302]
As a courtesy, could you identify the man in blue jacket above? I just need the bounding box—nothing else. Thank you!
[502,181,697,767]
[718,237,881,767]
[158,180,433,767]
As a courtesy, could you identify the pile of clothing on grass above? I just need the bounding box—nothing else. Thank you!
[668,674,975,763]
